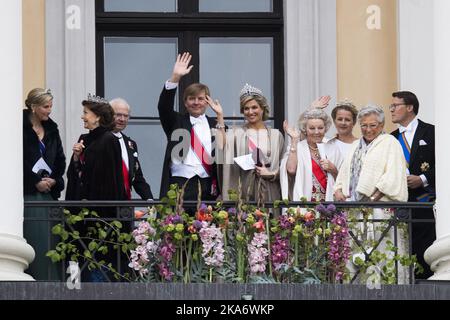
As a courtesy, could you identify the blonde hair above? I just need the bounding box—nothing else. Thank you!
[240,95,270,121]
[25,88,53,110]
[298,109,332,134]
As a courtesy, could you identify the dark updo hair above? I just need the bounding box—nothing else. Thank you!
[25,88,53,110]
[81,100,115,130]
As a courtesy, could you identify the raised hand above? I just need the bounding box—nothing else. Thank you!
[170,52,194,83]
[310,95,331,109]
[205,95,223,116]
[283,120,300,140]
[72,139,85,161]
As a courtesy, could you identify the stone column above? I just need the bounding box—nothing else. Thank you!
[336,0,397,133]
[0,0,35,280]
[424,0,450,280]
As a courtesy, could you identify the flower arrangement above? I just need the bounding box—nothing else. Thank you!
[48,185,420,284]
[127,185,355,283]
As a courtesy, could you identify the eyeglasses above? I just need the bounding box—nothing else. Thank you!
[115,113,129,119]
[389,103,405,111]
[360,123,380,130]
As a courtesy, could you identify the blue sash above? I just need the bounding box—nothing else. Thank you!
[398,132,410,167]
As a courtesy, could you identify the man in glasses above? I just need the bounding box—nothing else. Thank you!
[110,98,154,201]
[390,91,435,279]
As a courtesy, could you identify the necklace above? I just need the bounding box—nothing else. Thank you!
[308,143,320,159]
[244,124,272,158]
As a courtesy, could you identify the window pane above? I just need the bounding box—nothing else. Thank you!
[104,37,178,117]
[199,0,272,12]
[200,38,273,118]
[104,0,176,12]
[124,121,166,199]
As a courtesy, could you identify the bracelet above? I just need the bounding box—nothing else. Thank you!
[215,123,226,129]
[290,147,297,152]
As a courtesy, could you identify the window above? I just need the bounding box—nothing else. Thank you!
[96,0,284,198]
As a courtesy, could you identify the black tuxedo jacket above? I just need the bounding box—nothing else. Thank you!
[121,133,153,200]
[157,86,219,198]
[391,119,435,202]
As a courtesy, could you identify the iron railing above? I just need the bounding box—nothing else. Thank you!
[23,200,435,284]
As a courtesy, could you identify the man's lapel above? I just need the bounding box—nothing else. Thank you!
[410,120,426,166]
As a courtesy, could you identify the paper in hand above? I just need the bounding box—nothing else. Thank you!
[32,157,52,175]
[233,154,256,171]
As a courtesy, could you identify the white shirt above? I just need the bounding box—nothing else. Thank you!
[398,117,428,187]
[113,132,129,170]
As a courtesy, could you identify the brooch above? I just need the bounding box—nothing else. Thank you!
[420,162,430,173]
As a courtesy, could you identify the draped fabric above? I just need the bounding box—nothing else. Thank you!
[280,139,343,202]
[334,134,408,202]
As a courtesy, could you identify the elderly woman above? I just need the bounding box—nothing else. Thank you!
[280,109,343,201]
[66,96,125,203]
[66,95,126,282]
[222,84,284,206]
[23,88,66,280]
[327,101,359,157]
[334,105,407,202]
[334,106,409,283]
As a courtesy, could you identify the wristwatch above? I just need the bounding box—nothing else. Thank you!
[370,196,376,201]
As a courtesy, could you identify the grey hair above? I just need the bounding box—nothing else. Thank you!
[357,105,385,124]
[298,109,332,133]
[109,97,131,112]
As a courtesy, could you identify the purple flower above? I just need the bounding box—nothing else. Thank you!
[228,207,237,216]
[172,214,183,224]
[328,211,351,282]
[279,215,293,230]
[271,234,290,269]
[193,220,203,230]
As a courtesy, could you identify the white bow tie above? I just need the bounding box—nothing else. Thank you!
[190,115,207,126]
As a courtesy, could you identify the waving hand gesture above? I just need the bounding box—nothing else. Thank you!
[170,52,194,83]
[310,95,331,110]
[283,120,300,140]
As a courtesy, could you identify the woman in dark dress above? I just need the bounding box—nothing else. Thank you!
[23,88,66,280]
[66,96,125,203]
[65,96,126,281]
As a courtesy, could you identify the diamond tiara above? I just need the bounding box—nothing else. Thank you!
[239,83,264,100]
[87,93,109,104]
[36,88,52,98]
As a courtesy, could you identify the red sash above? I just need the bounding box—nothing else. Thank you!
[190,127,217,196]
[190,127,213,174]
[122,160,131,200]
[311,158,327,190]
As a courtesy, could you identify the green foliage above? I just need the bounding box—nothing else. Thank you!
[46,208,136,281]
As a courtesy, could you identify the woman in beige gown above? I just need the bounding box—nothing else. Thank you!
[221,84,284,208]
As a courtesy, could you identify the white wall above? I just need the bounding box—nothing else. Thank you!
[398,0,434,124]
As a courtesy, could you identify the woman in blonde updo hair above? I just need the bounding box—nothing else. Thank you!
[23,88,66,280]
[280,109,343,202]
[221,84,284,208]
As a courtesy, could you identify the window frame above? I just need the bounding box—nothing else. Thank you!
[95,0,284,129]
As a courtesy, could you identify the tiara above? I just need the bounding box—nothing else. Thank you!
[239,83,264,99]
[87,93,109,104]
[36,88,52,98]
[336,99,355,107]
